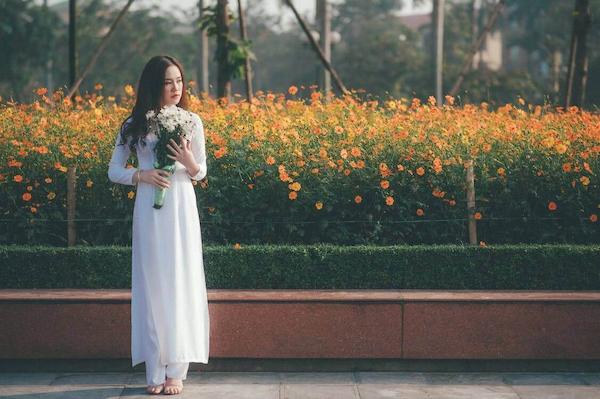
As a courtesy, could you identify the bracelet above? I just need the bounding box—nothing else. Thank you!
[135,169,142,184]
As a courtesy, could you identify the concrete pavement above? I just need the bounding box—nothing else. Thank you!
[2,371,600,398]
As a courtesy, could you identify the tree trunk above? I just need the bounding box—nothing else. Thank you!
[216,0,231,100]
[449,0,505,98]
[66,0,135,99]
[317,0,331,98]
[564,0,591,108]
[197,0,210,97]
[68,0,77,100]
[285,0,348,95]
[432,0,445,106]
[237,0,253,102]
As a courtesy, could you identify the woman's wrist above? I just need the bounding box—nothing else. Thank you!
[135,169,143,184]
[185,163,201,178]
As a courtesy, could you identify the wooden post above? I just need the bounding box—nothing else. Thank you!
[465,159,477,245]
[67,166,77,246]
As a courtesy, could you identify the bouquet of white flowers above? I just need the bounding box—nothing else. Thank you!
[145,105,196,209]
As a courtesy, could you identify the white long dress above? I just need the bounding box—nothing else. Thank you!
[107,111,210,367]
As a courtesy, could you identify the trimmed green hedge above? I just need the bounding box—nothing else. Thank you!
[1,244,599,290]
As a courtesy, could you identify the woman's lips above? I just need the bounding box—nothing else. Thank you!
[171,94,180,98]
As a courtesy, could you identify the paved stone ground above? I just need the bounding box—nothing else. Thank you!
[1,371,600,398]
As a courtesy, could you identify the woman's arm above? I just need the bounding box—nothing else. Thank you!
[108,127,138,185]
[187,115,208,181]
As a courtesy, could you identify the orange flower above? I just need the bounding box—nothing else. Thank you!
[548,201,557,211]
[22,192,32,201]
[555,143,568,154]
[13,175,23,183]
[385,196,394,206]
[340,149,348,159]
[315,201,323,210]
[44,177,52,184]
[351,147,361,157]
[432,188,446,198]
[288,85,298,95]
[86,179,94,188]
[8,159,22,168]
[289,182,302,191]
[580,176,590,186]
[497,167,506,176]
[36,87,48,96]
[233,243,242,249]
[433,157,443,174]
[124,84,135,96]
[127,191,135,199]
[30,206,37,213]
[562,163,572,172]
[380,180,390,189]
[266,156,276,165]
[288,191,298,200]
[354,195,362,204]
[416,166,425,176]
[416,208,424,216]
[590,214,598,223]
[474,212,482,220]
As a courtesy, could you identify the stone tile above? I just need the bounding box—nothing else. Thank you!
[357,371,428,384]
[121,383,281,399]
[0,372,59,385]
[281,372,356,384]
[510,385,600,399]
[0,385,124,398]
[283,384,358,399]
[358,383,430,399]
[501,372,589,385]
[425,384,520,398]
[50,372,132,385]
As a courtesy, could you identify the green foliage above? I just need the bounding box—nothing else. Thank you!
[1,244,599,289]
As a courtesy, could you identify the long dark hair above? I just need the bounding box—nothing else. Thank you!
[118,55,190,152]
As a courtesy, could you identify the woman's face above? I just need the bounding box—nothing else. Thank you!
[160,65,183,107]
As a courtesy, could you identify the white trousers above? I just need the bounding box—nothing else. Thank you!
[144,308,190,385]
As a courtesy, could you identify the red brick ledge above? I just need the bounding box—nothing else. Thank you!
[2,289,600,360]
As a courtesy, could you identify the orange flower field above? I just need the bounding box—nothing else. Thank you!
[0,85,598,245]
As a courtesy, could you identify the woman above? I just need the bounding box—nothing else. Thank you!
[108,55,210,395]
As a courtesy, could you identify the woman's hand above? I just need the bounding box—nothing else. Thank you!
[139,169,171,189]
[166,137,197,171]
